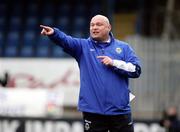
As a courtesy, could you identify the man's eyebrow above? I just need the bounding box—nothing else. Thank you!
[90,21,102,24]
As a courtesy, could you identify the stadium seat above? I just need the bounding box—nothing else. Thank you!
[41,16,54,26]
[23,30,36,46]
[72,30,84,38]
[4,45,18,57]
[9,16,22,31]
[0,32,4,46]
[1,1,98,57]
[11,4,22,16]
[6,31,20,46]
[0,32,3,56]
[73,16,86,31]
[41,3,54,17]
[52,46,65,57]
[36,36,50,57]
[74,4,86,17]
[38,36,50,46]
[27,3,38,17]
[20,45,34,57]
[25,16,38,30]
[36,46,49,57]
[0,4,6,16]
[0,17,5,31]
[58,3,70,16]
[90,4,101,16]
[0,47,2,56]
[57,16,69,31]
[5,31,20,57]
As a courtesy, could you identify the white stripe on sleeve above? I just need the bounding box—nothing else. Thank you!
[112,60,136,72]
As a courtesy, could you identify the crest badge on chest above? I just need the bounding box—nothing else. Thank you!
[115,47,122,54]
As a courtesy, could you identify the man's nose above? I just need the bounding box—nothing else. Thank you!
[92,25,98,30]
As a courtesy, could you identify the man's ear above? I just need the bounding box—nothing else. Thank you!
[108,24,112,31]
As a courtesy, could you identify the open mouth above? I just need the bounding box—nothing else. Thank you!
[93,31,99,35]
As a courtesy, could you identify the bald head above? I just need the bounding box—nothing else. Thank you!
[90,15,111,42]
[91,15,110,25]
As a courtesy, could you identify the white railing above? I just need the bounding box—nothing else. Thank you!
[126,36,180,119]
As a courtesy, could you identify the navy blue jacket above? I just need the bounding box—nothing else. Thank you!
[49,28,141,115]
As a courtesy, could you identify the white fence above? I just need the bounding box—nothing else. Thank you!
[126,36,180,119]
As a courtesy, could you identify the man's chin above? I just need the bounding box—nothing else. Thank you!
[92,37,101,41]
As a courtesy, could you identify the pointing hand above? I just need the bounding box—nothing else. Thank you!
[40,25,54,36]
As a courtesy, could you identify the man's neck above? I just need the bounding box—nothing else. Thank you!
[105,36,111,43]
[99,36,111,43]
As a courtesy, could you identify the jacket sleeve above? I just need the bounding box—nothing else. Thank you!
[48,28,82,59]
[112,45,141,78]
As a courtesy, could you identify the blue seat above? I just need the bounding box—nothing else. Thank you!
[20,45,34,57]
[9,16,22,30]
[38,36,50,46]
[4,45,18,57]
[41,3,54,16]
[23,31,36,46]
[41,16,54,26]
[72,30,84,38]
[57,16,69,31]
[90,4,101,16]
[36,36,50,57]
[73,16,86,31]
[0,17,5,31]
[36,46,49,57]
[25,16,38,30]
[0,32,3,56]
[52,46,65,57]
[0,46,2,56]
[5,31,19,57]
[0,4,6,16]
[6,31,20,46]
[0,32,4,46]
[11,4,22,16]
[58,3,70,16]
[27,3,38,17]
[74,4,86,17]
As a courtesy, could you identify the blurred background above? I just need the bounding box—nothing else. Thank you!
[0,0,180,131]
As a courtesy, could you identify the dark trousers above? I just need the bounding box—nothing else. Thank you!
[83,112,134,132]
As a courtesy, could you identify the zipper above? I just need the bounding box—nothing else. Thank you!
[101,48,105,54]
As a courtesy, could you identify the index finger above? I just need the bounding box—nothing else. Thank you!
[40,25,49,29]
[97,56,106,59]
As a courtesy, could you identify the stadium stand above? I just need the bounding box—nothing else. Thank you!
[0,0,106,58]
[0,32,3,56]
[4,31,20,57]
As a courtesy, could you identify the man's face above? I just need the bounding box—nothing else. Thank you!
[90,15,111,42]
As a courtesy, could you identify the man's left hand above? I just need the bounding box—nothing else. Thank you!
[97,56,113,66]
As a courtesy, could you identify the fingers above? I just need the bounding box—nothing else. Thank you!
[102,58,112,65]
[103,59,111,65]
[40,25,49,30]
[40,25,48,35]
[97,56,106,59]
[41,29,45,35]
[40,25,54,36]
[40,25,51,32]
[97,56,113,66]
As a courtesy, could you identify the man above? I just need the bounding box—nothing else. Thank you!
[160,106,180,132]
[40,15,141,132]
